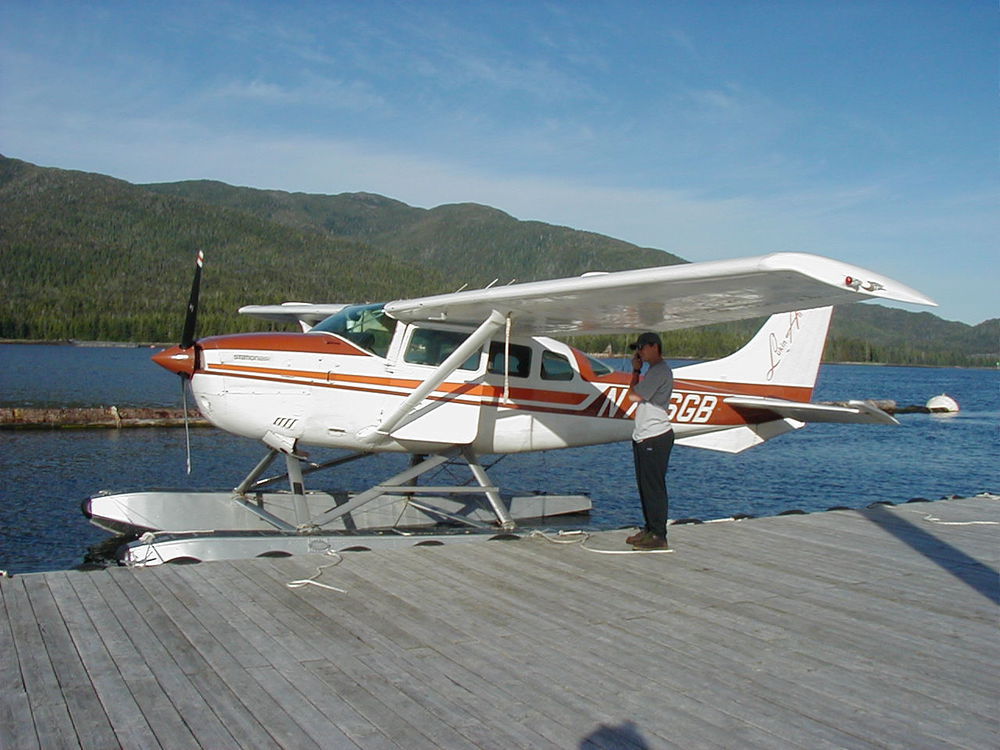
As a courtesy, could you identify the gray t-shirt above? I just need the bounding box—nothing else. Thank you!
[632,359,674,441]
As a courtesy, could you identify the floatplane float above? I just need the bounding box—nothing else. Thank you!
[84,252,935,566]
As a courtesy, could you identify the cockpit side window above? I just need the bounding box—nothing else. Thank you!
[541,350,574,381]
[405,328,481,370]
[311,303,396,358]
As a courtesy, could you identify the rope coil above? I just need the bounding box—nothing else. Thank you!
[286,549,347,592]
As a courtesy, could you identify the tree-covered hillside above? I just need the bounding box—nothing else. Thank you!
[143,180,683,284]
[0,157,449,341]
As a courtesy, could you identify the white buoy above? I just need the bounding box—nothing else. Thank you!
[925,393,959,413]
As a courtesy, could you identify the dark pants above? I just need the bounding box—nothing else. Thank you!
[632,430,674,538]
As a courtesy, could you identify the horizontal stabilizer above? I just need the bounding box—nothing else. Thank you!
[725,396,899,425]
[675,419,803,453]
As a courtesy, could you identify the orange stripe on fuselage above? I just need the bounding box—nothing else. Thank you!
[674,378,813,402]
[204,362,589,407]
[200,332,370,356]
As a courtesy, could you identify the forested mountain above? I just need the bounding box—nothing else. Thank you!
[1,155,996,365]
[143,180,682,284]
[0,157,450,341]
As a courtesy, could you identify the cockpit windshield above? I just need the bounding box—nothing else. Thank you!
[310,303,396,357]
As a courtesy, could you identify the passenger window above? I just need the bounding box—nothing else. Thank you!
[488,341,531,378]
[405,328,480,370]
[541,351,574,381]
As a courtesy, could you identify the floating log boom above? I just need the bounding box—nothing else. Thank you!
[0,406,208,429]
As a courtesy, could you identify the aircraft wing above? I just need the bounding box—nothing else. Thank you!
[384,252,936,336]
[725,396,900,425]
[239,303,350,328]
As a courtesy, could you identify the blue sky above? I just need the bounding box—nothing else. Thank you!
[2,1,996,324]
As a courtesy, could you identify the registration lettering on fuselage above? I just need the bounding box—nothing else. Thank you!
[668,392,718,424]
[596,387,719,424]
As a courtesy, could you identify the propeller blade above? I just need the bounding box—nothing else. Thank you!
[180,250,204,349]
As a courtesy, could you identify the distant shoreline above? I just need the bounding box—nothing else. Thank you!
[0,339,172,348]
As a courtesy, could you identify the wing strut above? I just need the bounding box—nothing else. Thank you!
[359,309,507,443]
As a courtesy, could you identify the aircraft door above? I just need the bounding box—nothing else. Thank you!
[481,340,537,452]
[387,326,484,445]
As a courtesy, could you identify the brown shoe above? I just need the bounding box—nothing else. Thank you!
[625,529,651,545]
[632,534,670,551]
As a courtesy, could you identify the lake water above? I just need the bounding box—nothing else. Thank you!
[1,343,997,574]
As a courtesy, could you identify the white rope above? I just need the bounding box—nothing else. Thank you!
[503,313,512,402]
[286,549,347,593]
[916,513,998,526]
[527,529,674,554]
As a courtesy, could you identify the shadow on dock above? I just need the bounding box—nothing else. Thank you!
[580,720,650,749]
[862,504,999,605]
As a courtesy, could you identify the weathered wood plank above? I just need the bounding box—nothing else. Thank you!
[249,555,430,652]
[2,577,80,748]
[624,602,973,748]
[305,657,454,750]
[43,572,159,749]
[355,646,564,750]
[0,688,39,750]
[670,538,997,684]
[210,557,377,657]
[242,664,361,749]
[94,569,233,749]
[0,579,40,750]
[184,669,284,750]
[20,576,120,749]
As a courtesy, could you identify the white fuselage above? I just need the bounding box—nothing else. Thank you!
[185,322,756,455]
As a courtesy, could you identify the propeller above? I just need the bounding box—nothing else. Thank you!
[152,251,205,474]
[152,250,204,378]
[180,249,204,349]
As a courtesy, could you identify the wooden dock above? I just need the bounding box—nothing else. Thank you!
[2,495,997,749]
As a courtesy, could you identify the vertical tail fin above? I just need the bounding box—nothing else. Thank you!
[676,307,832,398]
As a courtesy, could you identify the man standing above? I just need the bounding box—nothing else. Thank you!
[626,332,674,551]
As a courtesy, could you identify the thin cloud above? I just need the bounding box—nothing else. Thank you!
[209,76,388,113]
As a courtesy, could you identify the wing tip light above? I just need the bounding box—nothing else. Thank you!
[761,252,937,307]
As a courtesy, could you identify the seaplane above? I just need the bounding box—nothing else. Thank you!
[84,251,935,565]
